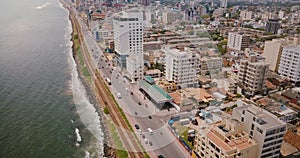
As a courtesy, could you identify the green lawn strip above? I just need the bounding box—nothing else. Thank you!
[108,121,128,158]
[181,129,193,148]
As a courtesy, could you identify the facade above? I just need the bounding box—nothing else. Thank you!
[232,102,287,158]
[113,9,144,81]
[278,45,300,84]
[217,78,237,94]
[227,32,250,51]
[194,117,258,158]
[263,39,283,72]
[240,10,253,20]
[237,57,269,96]
[162,10,177,24]
[164,48,200,88]
[141,0,151,6]
[265,19,280,34]
[199,57,223,74]
[220,0,228,8]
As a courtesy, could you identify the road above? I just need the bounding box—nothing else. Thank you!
[110,68,191,158]
[69,3,191,158]
[67,5,146,158]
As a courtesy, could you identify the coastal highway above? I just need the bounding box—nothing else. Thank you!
[68,6,146,158]
[110,68,191,158]
[68,3,191,158]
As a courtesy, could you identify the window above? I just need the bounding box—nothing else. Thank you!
[257,127,263,134]
[241,117,244,122]
[242,110,245,114]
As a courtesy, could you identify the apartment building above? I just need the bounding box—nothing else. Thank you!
[232,101,287,158]
[113,9,144,81]
[194,117,258,158]
[240,10,253,21]
[164,48,200,88]
[162,10,177,24]
[263,36,300,72]
[278,45,300,84]
[237,56,269,96]
[227,32,250,51]
[199,57,223,74]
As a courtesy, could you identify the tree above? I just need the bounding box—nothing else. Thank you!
[103,107,109,114]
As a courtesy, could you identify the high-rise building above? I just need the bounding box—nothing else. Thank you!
[237,56,269,96]
[162,10,177,24]
[227,32,250,51]
[232,101,287,158]
[220,0,228,8]
[240,10,253,21]
[262,36,300,72]
[194,117,258,158]
[266,19,280,34]
[164,48,200,88]
[113,9,144,81]
[141,0,151,6]
[263,39,284,72]
[278,45,300,84]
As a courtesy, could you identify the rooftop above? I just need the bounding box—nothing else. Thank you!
[234,102,287,129]
[138,80,173,104]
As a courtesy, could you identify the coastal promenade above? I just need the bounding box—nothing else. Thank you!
[65,3,147,158]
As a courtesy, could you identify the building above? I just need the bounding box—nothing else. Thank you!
[266,19,280,34]
[227,32,250,51]
[145,69,161,78]
[217,78,237,94]
[141,0,151,6]
[278,10,285,19]
[194,116,258,158]
[164,48,200,88]
[232,101,287,158]
[263,36,300,72]
[237,56,269,96]
[138,76,174,109]
[240,10,253,21]
[278,45,300,85]
[162,10,177,24]
[220,0,228,8]
[199,57,223,74]
[263,39,284,72]
[113,9,144,81]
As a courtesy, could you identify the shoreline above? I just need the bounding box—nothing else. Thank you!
[59,0,115,157]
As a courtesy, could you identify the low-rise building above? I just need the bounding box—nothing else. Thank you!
[145,69,162,79]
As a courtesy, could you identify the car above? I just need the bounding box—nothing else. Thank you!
[134,124,140,130]
[158,155,165,158]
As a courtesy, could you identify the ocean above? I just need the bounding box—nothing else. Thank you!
[0,0,104,157]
